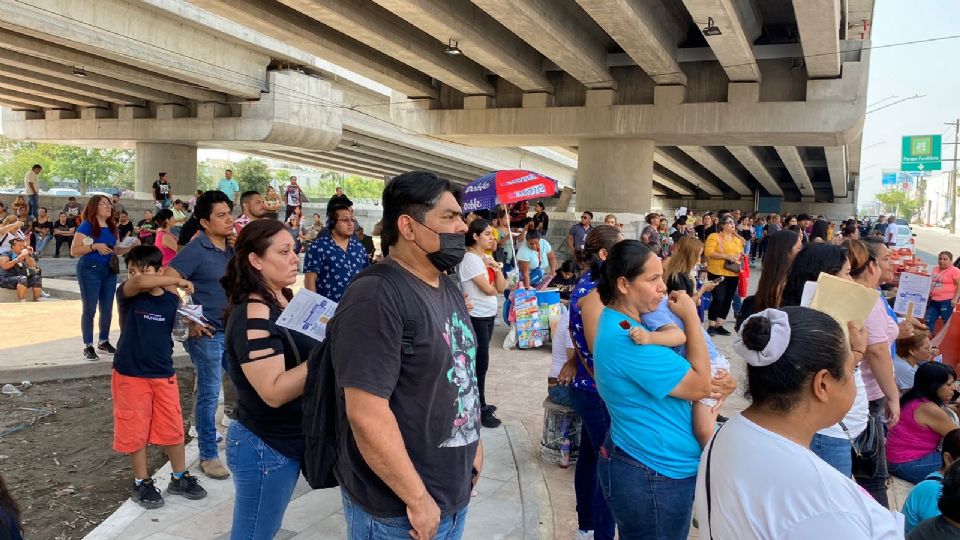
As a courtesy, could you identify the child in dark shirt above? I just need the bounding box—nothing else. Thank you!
[552,259,579,302]
[112,245,206,509]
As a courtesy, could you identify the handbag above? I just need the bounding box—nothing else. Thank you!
[844,416,883,479]
[108,253,120,274]
[718,234,742,274]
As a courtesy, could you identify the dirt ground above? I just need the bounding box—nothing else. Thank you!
[0,369,195,539]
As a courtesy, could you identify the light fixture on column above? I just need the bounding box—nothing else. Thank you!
[444,39,462,56]
[702,17,722,37]
[350,140,359,148]
[73,65,87,77]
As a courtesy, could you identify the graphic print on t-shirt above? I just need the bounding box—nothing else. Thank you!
[439,311,481,448]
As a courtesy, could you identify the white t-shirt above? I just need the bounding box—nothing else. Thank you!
[695,414,903,540]
[459,252,498,318]
[23,170,38,194]
[550,307,573,378]
[818,367,869,439]
[885,222,898,244]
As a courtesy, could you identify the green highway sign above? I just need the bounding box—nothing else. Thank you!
[901,134,942,171]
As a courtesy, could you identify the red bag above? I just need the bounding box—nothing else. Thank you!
[931,306,960,368]
[737,260,751,298]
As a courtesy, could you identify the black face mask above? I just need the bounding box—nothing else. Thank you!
[413,221,466,273]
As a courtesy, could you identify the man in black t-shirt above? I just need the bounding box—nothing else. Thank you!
[152,172,172,209]
[329,171,480,540]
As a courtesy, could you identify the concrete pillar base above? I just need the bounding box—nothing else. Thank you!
[576,138,655,215]
[135,143,197,201]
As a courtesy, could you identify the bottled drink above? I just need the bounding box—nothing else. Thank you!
[559,438,571,468]
[172,294,191,342]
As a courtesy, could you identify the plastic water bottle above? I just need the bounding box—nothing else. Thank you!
[559,438,571,468]
[172,294,191,342]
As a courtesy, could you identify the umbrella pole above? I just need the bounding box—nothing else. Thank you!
[503,203,520,284]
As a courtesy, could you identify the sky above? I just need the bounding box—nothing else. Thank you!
[858,0,960,203]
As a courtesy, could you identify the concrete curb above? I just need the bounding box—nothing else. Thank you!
[1,353,192,383]
[504,421,554,540]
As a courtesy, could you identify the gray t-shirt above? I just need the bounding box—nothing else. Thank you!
[330,259,480,517]
[908,516,960,540]
[568,223,591,251]
[894,356,918,392]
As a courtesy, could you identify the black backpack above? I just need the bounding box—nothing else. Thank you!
[300,262,425,489]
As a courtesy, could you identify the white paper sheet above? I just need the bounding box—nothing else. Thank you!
[893,271,933,318]
[809,273,879,337]
[276,288,338,342]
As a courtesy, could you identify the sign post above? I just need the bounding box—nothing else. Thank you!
[901,135,942,172]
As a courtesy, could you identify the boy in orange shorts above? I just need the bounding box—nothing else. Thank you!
[112,245,207,508]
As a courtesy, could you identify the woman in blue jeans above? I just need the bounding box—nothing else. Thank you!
[887,362,960,484]
[564,225,623,540]
[71,195,122,361]
[222,219,314,539]
[591,240,724,540]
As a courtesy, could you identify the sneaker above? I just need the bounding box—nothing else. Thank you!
[132,478,164,509]
[188,425,197,438]
[98,341,117,354]
[713,326,731,336]
[83,346,99,361]
[706,326,718,336]
[40,290,50,298]
[200,458,230,480]
[167,472,207,500]
[480,406,502,429]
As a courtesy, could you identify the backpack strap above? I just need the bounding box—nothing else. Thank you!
[353,262,425,355]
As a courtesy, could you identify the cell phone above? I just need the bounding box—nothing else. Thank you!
[618,320,631,330]
[711,277,724,284]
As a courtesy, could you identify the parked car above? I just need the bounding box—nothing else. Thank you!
[0,188,24,195]
[891,218,915,254]
[45,188,82,197]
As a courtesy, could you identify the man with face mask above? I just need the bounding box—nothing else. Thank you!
[303,202,368,302]
[327,171,481,540]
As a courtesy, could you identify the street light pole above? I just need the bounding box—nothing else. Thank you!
[948,119,960,235]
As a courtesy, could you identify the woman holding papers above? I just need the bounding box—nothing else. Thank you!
[221,219,315,539]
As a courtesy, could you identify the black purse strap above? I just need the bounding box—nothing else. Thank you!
[705,423,725,540]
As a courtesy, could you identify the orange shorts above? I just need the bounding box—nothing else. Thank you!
[111,370,185,453]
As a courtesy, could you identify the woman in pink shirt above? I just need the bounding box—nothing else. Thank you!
[153,209,178,268]
[887,362,959,483]
[926,250,960,332]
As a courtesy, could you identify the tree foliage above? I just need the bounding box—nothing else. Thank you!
[875,190,921,219]
[233,157,272,194]
[196,161,217,192]
[0,137,132,194]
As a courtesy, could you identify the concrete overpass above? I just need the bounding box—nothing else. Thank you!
[0,0,576,197]
[0,0,874,218]
[189,0,874,216]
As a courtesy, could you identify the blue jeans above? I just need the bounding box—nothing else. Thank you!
[76,257,117,346]
[926,299,954,334]
[569,387,616,539]
[35,234,51,255]
[225,421,301,540]
[889,450,943,484]
[185,332,225,461]
[598,434,696,540]
[547,384,573,408]
[28,193,38,218]
[341,491,468,540]
[811,433,853,477]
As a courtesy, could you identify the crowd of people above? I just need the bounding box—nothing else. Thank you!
[7,161,960,540]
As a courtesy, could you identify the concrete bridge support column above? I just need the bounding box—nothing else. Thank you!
[576,138,655,215]
[135,142,197,201]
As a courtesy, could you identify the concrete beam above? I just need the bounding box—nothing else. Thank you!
[824,145,848,198]
[471,0,615,89]
[0,30,218,103]
[0,97,40,111]
[651,171,695,196]
[681,0,761,82]
[678,146,752,196]
[0,0,268,99]
[793,0,842,78]
[337,139,487,180]
[775,146,816,196]
[654,151,724,196]
[726,145,784,196]
[248,148,397,180]
[343,132,486,177]
[0,64,145,106]
[3,71,342,151]
[369,0,552,93]
[187,0,436,99]
[327,148,436,177]
[0,76,111,108]
[277,0,493,95]
[576,0,686,86]
[0,87,73,110]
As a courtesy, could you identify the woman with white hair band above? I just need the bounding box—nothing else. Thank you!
[695,307,904,539]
